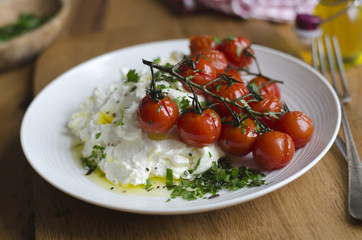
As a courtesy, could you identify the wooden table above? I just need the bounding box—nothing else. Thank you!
[1,0,362,239]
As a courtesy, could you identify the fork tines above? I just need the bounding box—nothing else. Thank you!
[311,35,351,103]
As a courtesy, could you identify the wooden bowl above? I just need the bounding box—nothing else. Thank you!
[0,0,71,70]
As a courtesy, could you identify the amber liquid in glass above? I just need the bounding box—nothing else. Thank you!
[314,0,362,66]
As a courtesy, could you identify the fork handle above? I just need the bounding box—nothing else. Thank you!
[335,136,347,160]
[340,105,362,219]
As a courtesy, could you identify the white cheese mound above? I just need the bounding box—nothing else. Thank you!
[68,54,224,186]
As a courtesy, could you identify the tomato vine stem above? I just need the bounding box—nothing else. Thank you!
[145,61,165,102]
[142,58,275,132]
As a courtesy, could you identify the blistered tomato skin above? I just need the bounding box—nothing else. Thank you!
[277,111,314,149]
[192,49,228,75]
[248,76,281,99]
[138,95,179,134]
[252,131,295,170]
[177,108,221,148]
[207,71,249,117]
[180,55,218,95]
[189,35,218,55]
[249,95,283,129]
[218,117,259,156]
[218,36,254,68]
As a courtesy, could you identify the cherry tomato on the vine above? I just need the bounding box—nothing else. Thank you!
[177,108,221,148]
[180,55,218,95]
[207,72,249,117]
[277,111,314,149]
[252,131,295,170]
[218,117,259,156]
[189,35,218,55]
[248,76,281,99]
[138,95,179,134]
[249,95,283,129]
[218,36,254,68]
[192,49,228,75]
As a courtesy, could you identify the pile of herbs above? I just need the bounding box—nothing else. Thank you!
[0,14,49,43]
[166,157,266,201]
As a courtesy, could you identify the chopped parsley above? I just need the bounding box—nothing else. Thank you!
[153,57,161,64]
[266,111,281,120]
[156,84,168,90]
[185,75,194,83]
[227,35,236,41]
[247,81,261,95]
[166,168,174,190]
[167,158,266,201]
[126,69,140,83]
[236,46,242,57]
[116,106,125,126]
[95,132,101,139]
[0,14,50,43]
[174,96,191,111]
[142,178,153,190]
[154,69,178,83]
[81,145,107,175]
[213,37,222,45]
[187,158,201,174]
[156,104,163,113]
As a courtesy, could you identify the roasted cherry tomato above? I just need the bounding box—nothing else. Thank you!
[189,35,218,55]
[248,76,281,99]
[177,108,221,148]
[192,49,228,75]
[252,131,295,170]
[218,36,254,68]
[207,71,249,117]
[250,95,283,129]
[218,117,259,156]
[277,111,314,149]
[180,54,218,95]
[138,95,179,134]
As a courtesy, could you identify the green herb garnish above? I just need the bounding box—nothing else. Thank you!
[187,158,201,174]
[213,37,222,45]
[154,68,178,83]
[167,158,265,201]
[153,57,161,64]
[142,178,153,190]
[126,69,140,83]
[81,145,107,175]
[95,132,101,139]
[116,106,125,126]
[0,14,50,43]
[156,84,168,90]
[236,46,242,57]
[174,96,191,111]
[170,177,197,201]
[227,35,236,41]
[166,168,174,190]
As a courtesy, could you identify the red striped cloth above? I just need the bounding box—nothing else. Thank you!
[166,0,318,23]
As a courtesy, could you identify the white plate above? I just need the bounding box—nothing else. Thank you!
[21,39,341,215]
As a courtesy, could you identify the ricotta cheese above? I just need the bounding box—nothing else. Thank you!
[68,54,225,186]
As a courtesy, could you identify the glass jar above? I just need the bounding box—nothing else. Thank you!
[314,0,362,66]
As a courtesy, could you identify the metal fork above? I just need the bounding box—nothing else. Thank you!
[312,35,362,220]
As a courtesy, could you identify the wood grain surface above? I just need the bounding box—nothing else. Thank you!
[1,0,362,239]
